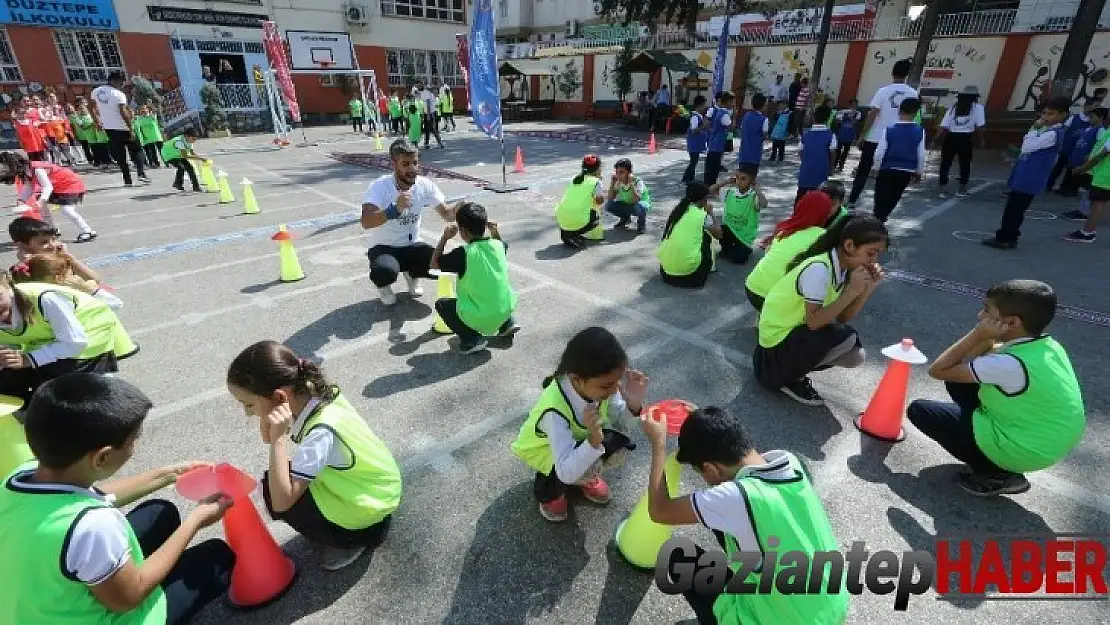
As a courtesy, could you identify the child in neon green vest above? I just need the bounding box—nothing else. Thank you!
[710,166,767,264]
[430,202,520,354]
[602,158,652,233]
[658,181,722,288]
[641,405,849,625]
[405,101,423,144]
[908,279,1085,496]
[349,96,365,133]
[753,216,888,406]
[132,105,164,168]
[511,327,646,522]
[556,154,606,249]
[746,191,836,311]
[227,340,401,570]
[0,374,234,625]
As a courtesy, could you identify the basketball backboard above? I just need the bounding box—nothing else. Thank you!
[286,30,354,71]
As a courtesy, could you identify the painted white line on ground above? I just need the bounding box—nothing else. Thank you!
[89,189,315,219]
[113,201,331,236]
[887,182,994,234]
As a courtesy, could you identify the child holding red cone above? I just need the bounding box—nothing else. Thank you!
[511,327,646,522]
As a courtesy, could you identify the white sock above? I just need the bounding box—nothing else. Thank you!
[61,205,92,233]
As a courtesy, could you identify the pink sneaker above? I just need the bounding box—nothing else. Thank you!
[580,476,611,504]
[539,496,568,522]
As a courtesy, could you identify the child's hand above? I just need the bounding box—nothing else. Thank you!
[263,403,294,444]
[847,266,874,296]
[188,493,233,529]
[396,191,412,212]
[865,263,885,287]
[974,316,1011,340]
[0,349,26,370]
[162,461,212,482]
[639,407,670,447]
[620,368,649,410]
[441,224,459,240]
[583,404,604,448]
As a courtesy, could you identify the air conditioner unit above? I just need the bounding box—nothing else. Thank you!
[345,4,369,25]
[565,19,579,37]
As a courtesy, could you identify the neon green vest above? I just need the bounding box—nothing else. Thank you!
[973,337,1086,473]
[713,453,850,625]
[291,391,402,530]
[745,227,824,299]
[91,127,109,144]
[1089,132,1110,189]
[456,239,517,336]
[757,252,842,348]
[160,135,186,162]
[657,206,709,277]
[555,176,599,231]
[439,93,453,114]
[0,283,123,360]
[132,115,162,145]
[406,108,422,142]
[349,99,364,117]
[70,114,93,142]
[511,379,612,474]
[388,97,402,117]
[617,180,652,210]
[722,189,759,247]
[0,468,167,625]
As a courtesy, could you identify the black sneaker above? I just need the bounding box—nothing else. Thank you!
[780,377,824,406]
[1063,230,1096,244]
[956,472,1030,496]
[458,338,489,354]
[981,237,1016,250]
[1061,210,1089,221]
[497,320,522,338]
[615,217,631,229]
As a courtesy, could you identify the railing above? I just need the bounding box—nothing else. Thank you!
[527,9,1069,58]
[209,83,268,111]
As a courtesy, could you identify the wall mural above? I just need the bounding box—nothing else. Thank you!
[1010,38,1110,111]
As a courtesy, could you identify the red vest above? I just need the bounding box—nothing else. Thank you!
[31,161,86,195]
[14,120,44,153]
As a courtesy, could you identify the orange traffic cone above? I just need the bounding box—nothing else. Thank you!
[854,338,928,442]
[513,146,525,173]
[648,133,657,155]
[218,466,297,609]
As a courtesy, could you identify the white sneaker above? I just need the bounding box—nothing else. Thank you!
[378,285,396,306]
[404,273,424,296]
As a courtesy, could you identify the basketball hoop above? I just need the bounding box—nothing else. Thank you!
[316,60,335,72]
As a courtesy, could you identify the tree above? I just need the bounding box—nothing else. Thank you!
[199,82,229,136]
[129,75,164,119]
[610,40,635,101]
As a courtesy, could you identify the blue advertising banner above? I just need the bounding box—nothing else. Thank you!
[1,0,119,31]
[711,14,730,101]
[467,0,501,140]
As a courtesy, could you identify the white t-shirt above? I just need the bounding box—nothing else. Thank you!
[690,450,799,554]
[362,174,446,248]
[866,83,919,143]
[968,337,1034,395]
[90,85,128,131]
[288,398,354,481]
[797,252,845,303]
[941,103,986,134]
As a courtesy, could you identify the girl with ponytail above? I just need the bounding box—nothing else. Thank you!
[754,216,889,406]
[0,151,97,243]
[657,181,722,288]
[933,85,986,198]
[511,326,646,522]
[555,154,606,249]
[227,340,401,570]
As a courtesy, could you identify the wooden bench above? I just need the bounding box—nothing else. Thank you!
[586,100,626,121]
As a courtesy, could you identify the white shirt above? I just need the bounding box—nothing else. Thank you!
[941,103,986,134]
[874,121,927,175]
[866,82,919,143]
[0,291,88,366]
[771,83,789,102]
[362,174,446,248]
[419,90,437,114]
[1020,124,1063,155]
[288,397,353,481]
[797,252,845,303]
[90,85,128,131]
[538,376,630,485]
[690,450,799,554]
[969,337,1034,395]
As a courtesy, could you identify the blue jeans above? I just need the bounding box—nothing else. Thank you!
[604,200,648,229]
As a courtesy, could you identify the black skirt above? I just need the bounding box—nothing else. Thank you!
[753,322,859,389]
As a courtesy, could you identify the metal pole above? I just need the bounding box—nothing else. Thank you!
[500,134,507,186]
[1050,0,1108,100]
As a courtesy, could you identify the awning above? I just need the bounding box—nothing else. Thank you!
[499,60,558,76]
[618,50,708,75]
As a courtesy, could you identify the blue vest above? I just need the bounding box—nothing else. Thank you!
[707,107,731,153]
[771,114,790,141]
[879,123,924,172]
[798,127,834,188]
[1010,125,1064,195]
[836,111,857,143]
[1070,125,1100,167]
[686,111,708,154]
[739,111,766,165]
[1061,114,1090,155]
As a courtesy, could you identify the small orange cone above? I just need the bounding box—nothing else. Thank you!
[648,133,657,155]
[513,146,525,173]
[218,465,296,609]
[854,338,928,442]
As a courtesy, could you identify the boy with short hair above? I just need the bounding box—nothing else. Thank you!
[796,104,838,206]
[871,97,925,223]
[738,93,769,175]
[8,216,98,282]
[907,279,1085,496]
[984,96,1071,249]
[0,373,236,624]
[709,166,766,264]
[640,405,849,625]
[160,128,206,193]
[604,158,652,233]
[430,202,520,354]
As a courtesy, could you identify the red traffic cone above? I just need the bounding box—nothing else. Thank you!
[513,146,525,173]
[854,338,928,442]
[665,116,673,135]
[648,133,657,155]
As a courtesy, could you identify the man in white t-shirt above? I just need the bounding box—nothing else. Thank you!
[361,139,460,305]
[89,71,148,187]
[847,59,918,206]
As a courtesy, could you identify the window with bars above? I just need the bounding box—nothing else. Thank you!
[385,49,465,88]
[380,0,465,23]
[53,31,123,84]
[0,29,22,83]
